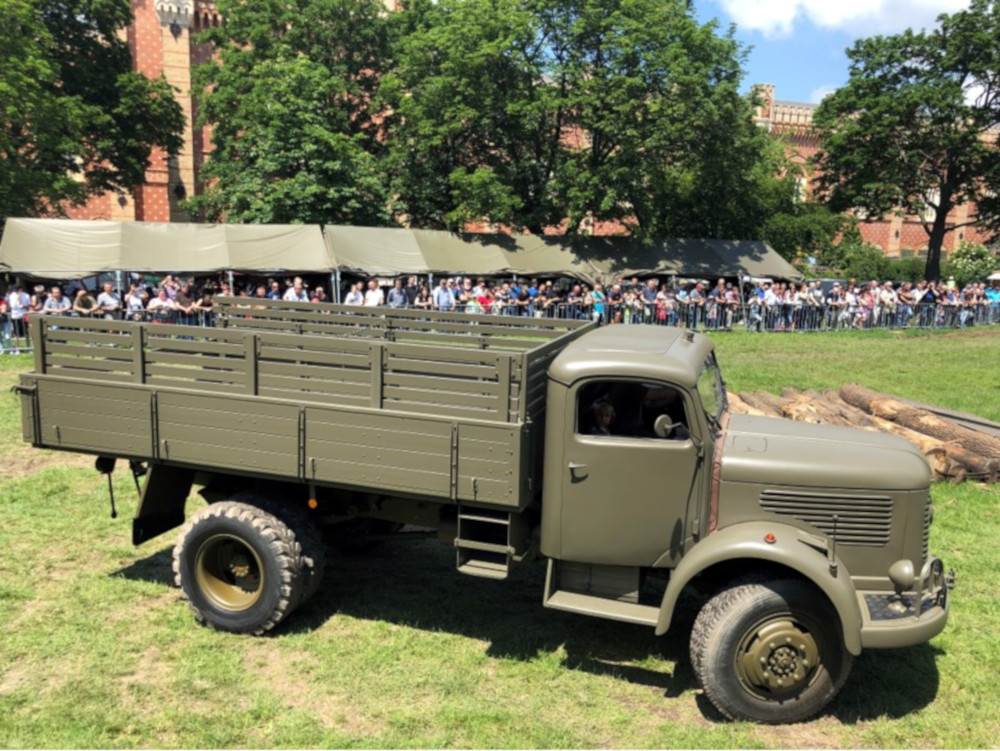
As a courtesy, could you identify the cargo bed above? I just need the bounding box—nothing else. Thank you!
[20,301,594,509]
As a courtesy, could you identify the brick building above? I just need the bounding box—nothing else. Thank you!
[752,83,992,258]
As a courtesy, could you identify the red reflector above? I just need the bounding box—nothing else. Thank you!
[764,533,776,544]
[308,498,318,509]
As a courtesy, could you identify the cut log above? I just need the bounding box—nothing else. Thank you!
[738,392,783,419]
[841,384,1000,461]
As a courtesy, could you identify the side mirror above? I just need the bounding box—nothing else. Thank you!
[654,415,681,439]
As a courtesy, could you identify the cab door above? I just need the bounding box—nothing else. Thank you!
[559,379,703,567]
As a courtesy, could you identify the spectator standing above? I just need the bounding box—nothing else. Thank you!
[43,286,71,316]
[414,285,433,311]
[589,284,607,323]
[125,284,146,321]
[310,287,329,304]
[404,276,420,306]
[364,280,385,307]
[433,278,455,311]
[344,282,364,305]
[6,284,31,354]
[147,287,176,323]
[387,279,407,308]
[96,282,122,320]
[161,275,180,300]
[73,288,98,318]
[283,277,310,302]
[267,281,282,299]
[0,295,9,353]
[30,285,47,314]
[193,291,216,326]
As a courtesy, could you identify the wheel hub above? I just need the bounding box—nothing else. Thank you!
[194,534,264,612]
[737,619,820,697]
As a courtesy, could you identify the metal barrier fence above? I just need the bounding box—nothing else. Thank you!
[3,297,999,354]
[399,299,1000,331]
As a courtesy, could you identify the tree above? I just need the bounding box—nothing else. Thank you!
[761,201,851,263]
[384,0,791,239]
[188,0,393,225]
[812,0,1000,281]
[945,240,998,286]
[0,0,183,223]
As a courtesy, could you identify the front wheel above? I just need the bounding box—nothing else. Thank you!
[173,502,304,635]
[690,578,853,724]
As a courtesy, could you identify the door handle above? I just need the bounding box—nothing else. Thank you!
[568,462,587,470]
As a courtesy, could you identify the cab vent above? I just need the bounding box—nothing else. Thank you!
[759,489,892,546]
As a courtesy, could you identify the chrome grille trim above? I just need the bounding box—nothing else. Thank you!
[760,489,893,546]
[922,496,932,562]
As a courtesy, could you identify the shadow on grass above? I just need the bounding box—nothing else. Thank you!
[111,538,942,722]
[113,545,175,585]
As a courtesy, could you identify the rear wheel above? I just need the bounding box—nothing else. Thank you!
[690,578,853,724]
[173,502,303,634]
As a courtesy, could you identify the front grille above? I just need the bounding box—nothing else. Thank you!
[760,489,892,546]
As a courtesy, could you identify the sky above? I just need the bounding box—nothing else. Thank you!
[696,0,971,104]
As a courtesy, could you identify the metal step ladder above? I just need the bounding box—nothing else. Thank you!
[455,507,512,579]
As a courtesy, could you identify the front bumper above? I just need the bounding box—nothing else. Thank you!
[860,555,954,649]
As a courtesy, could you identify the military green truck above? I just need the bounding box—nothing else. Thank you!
[16,299,952,723]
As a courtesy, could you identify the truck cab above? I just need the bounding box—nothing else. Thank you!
[538,325,951,723]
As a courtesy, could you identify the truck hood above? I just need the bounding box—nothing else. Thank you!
[720,413,932,491]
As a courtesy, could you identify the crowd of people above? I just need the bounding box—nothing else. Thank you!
[3,271,1000,353]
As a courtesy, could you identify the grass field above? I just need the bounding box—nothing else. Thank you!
[1,328,998,748]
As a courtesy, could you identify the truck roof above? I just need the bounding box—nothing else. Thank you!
[548,326,715,388]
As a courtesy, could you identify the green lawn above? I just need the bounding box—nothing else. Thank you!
[0,329,998,748]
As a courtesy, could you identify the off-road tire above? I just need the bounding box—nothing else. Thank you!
[229,492,326,604]
[690,578,853,724]
[173,501,304,634]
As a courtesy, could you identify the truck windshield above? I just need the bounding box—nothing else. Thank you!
[697,354,727,432]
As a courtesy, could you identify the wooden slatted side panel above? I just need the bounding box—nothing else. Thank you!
[216,297,586,351]
[157,393,299,476]
[143,326,251,394]
[256,332,374,405]
[38,318,137,383]
[382,343,519,421]
[36,379,152,457]
[305,408,454,497]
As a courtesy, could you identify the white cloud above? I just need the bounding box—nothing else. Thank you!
[809,84,838,103]
[718,0,970,38]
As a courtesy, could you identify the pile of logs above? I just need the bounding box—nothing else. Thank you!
[728,385,1000,484]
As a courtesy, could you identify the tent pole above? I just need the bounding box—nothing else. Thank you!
[114,270,123,296]
[429,273,434,288]
[227,270,235,295]
[332,270,340,304]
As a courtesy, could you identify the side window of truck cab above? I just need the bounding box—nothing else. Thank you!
[576,380,690,439]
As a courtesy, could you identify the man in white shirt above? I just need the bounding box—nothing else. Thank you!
[43,286,72,315]
[363,280,385,307]
[283,277,310,302]
[6,284,31,354]
[96,282,122,320]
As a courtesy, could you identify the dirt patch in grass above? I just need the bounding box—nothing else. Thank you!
[242,640,388,737]
[0,446,90,479]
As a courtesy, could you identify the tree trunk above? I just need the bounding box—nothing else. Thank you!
[923,189,953,282]
[840,384,1000,461]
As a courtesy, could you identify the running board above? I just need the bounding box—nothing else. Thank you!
[455,508,512,579]
[543,560,659,627]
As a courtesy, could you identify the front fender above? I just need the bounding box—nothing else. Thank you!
[655,521,863,656]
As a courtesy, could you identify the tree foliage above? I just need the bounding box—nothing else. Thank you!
[945,240,998,286]
[812,0,1000,281]
[188,0,393,225]
[761,200,850,263]
[381,0,792,239]
[0,0,183,222]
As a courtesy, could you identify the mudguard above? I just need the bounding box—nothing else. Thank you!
[655,521,863,655]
